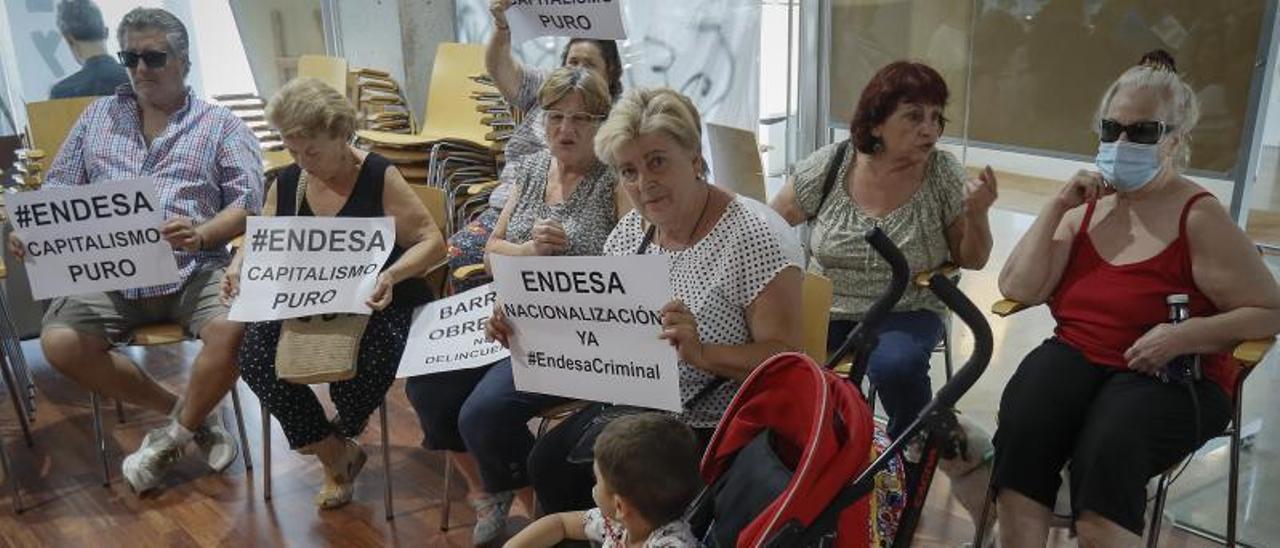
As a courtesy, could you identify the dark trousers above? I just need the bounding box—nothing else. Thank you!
[239,305,411,449]
[405,357,566,493]
[992,338,1230,534]
[828,310,944,438]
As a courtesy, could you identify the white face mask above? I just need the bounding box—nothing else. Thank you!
[1095,141,1163,192]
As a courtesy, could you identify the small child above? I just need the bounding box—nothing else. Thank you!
[504,413,703,547]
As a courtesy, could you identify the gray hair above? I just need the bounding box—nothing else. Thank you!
[1094,65,1200,169]
[117,7,190,74]
[56,0,108,42]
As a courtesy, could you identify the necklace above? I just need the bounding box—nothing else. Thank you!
[659,184,713,251]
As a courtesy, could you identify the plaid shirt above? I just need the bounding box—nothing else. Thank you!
[44,86,263,299]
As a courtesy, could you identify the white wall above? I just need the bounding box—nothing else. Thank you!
[398,0,456,122]
[335,0,406,86]
[1266,64,1280,147]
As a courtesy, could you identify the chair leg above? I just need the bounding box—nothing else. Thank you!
[441,451,453,531]
[0,425,23,513]
[0,353,32,447]
[972,480,996,548]
[381,403,393,521]
[229,386,252,472]
[90,392,110,487]
[1228,392,1244,547]
[261,402,272,502]
[1147,472,1172,548]
[0,289,35,417]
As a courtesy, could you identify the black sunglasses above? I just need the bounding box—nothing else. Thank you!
[117,50,169,69]
[1099,119,1173,145]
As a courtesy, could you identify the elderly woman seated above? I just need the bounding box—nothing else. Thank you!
[992,53,1280,547]
[770,61,996,439]
[446,0,624,292]
[223,77,446,509]
[404,66,628,545]
[482,87,803,515]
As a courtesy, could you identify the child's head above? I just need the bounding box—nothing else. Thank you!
[592,413,702,527]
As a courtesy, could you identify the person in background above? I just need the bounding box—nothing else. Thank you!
[504,414,702,548]
[405,66,627,546]
[50,0,129,99]
[992,53,1280,547]
[225,77,445,510]
[770,61,997,439]
[444,0,625,293]
[12,7,262,494]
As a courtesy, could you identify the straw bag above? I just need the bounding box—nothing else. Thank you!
[275,170,370,384]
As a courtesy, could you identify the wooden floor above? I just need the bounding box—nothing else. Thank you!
[0,336,1228,547]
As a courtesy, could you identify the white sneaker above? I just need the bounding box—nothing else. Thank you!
[122,427,185,493]
[193,421,238,472]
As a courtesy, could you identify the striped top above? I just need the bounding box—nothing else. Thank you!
[44,86,263,298]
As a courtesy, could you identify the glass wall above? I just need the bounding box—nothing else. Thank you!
[826,0,1270,175]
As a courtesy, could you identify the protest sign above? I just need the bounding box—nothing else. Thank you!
[490,254,681,412]
[506,0,627,45]
[228,216,394,322]
[398,283,510,378]
[5,178,180,299]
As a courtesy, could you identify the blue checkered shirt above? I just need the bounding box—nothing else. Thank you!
[44,86,264,298]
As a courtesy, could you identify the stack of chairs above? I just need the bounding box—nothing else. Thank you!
[354,43,505,241]
[351,68,415,135]
[210,94,293,179]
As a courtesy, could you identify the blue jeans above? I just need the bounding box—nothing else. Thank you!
[404,357,567,493]
[827,310,944,438]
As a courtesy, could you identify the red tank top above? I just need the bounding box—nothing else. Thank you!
[1049,192,1235,394]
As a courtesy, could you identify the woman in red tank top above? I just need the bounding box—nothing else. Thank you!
[989,56,1280,547]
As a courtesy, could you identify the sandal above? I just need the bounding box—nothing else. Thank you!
[315,439,367,510]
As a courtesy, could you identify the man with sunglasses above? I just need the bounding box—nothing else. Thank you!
[15,7,262,494]
[49,0,129,99]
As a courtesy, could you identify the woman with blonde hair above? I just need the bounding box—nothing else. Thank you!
[488,86,803,514]
[223,77,446,509]
[405,67,628,545]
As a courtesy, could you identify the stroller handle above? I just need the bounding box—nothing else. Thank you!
[823,227,911,370]
[925,273,994,410]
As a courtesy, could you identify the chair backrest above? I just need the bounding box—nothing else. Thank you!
[801,271,834,362]
[408,183,448,238]
[297,54,349,96]
[24,96,97,169]
[706,122,766,203]
[421,43,491,145]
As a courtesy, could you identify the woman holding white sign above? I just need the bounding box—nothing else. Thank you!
[405,66,628,544]
[444,0,626,293]
[486,87,804,514]
[222,78,445,509]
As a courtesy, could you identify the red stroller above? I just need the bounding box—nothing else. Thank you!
[688,228,994,547]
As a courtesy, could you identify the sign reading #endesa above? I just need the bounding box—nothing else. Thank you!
[5,178,181,300]
[228,216,395,322]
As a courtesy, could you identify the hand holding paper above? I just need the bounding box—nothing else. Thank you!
[505,0,627,45]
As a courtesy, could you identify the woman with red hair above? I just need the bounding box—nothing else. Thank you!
[771,61,997,438]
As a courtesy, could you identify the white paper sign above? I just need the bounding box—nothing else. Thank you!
[506,0,627,45]
[228,216,395,321]
[5,179,181,300]
[398,283,511,378]
[490,254,681,412]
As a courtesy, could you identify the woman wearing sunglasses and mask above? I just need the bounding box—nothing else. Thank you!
[992,51,1280,547]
